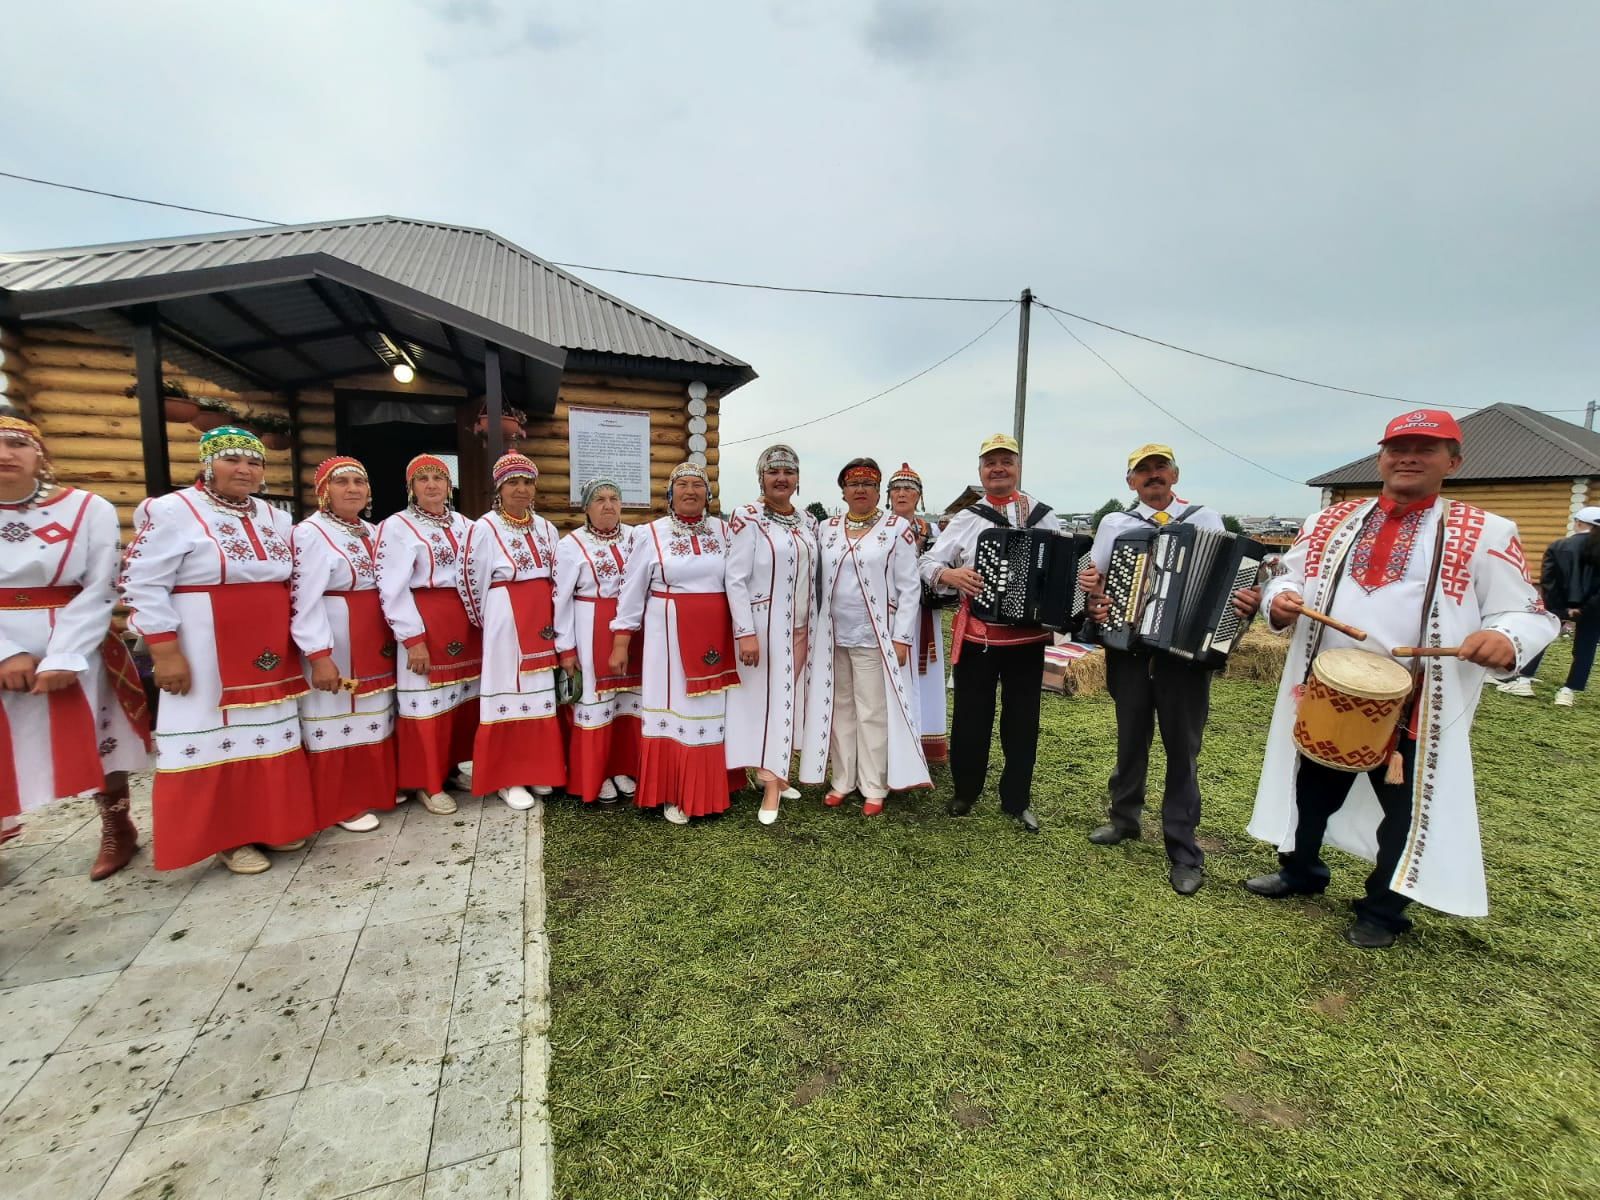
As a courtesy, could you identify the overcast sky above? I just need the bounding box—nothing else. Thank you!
[3,1,1596,517]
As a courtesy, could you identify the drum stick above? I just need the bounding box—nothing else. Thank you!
[1294,605,1368,643]
[1391,646,1459,658]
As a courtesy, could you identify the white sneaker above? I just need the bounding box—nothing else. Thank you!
[338,812,381,832]
[780,786,801,801]
[613,775,637,796]
[1501,676,1535,697]
[500,786,536,810]
[531,785,554,797]
[597,778,619,802]
[1555,687,1576,707]
[663,804,689,825]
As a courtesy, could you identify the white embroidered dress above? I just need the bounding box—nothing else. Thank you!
[290,510,397,826]
[374,507,480,794]
[458,510,565,792]
[554,523,643,801]
[0,487,147,819]
[798,513,930,792]
[1249,497,1559,916]
[724,504,818,782]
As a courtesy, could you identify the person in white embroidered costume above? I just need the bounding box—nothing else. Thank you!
[374,454,480,817]
[0,415,150,879]
[554,475,641,805]
[886,461,949,766]
[290,456,397,834]
[798,458,929,813]
[120,426,315,875]
[610,461,741,825]
[1245,410,1559,948]
[459,453,565,810]
[919,433,1060,833]
[726,444,818,825]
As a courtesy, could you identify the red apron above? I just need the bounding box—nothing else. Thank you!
[653,589,739,696]
[174,581,307,710]
[580,594,643,693]
[412,586,483,684]
[491,578,559,673]
[327,589,398,696]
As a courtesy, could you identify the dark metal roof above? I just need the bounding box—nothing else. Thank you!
[0,215,752,375]
[1307,404,1600,486]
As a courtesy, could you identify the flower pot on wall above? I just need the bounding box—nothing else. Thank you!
[163,397,198,423]
[191,410,230,432]
[261,431,292,450]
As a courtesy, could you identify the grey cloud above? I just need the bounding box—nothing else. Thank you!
[862,0,955,66]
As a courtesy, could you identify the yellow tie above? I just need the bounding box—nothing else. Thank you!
[1151,510,1171,525]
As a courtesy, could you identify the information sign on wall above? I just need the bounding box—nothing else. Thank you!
[567,407,652,507]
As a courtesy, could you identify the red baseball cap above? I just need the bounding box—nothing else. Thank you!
[1379,409,1463,444]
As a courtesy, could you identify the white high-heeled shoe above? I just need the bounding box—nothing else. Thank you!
[758,804,779,826]
[500,786,536,811]
[780,786,801,801]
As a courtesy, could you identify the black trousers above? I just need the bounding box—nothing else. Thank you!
[950,640,1045,815]
[1103,649,1211,868]
[1279,737,1418,933]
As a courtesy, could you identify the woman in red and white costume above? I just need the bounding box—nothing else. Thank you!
[120,426,315,874]
[291,456,398,834]
[725,444,817,825]
[609,461,741,825]
[374,455,480,816]
[798,458,930,814]
[0,415,151,879]
[553,475,641,805]
[886,462,950,765]
[459,453,565,809]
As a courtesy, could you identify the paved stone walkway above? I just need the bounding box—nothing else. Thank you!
[0,776,551,1199]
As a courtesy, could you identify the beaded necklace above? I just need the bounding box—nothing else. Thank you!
[321,509,368,537]
[669,510,712,539]
[844,508,881,533]
[585,522,625,543]
[764,503,801,530]
[408,503,454,530]
[498,507,533,530]
[202,485,255,517]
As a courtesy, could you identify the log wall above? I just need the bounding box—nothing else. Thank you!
[0,324,728,541]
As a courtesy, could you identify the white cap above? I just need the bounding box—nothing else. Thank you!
[1576,505,1600,527]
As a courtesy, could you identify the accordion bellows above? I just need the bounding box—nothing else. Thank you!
[1096,525,1267,668]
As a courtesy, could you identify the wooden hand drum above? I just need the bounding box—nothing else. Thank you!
[1292,648,1414,772]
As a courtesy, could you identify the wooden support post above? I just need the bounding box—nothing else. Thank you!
[485,344,505,468]
[131,308,172,498]
[286,387,306,518]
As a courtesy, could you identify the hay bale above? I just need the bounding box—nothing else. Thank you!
[1064,649,1107,697]
[1224,625,1290,683]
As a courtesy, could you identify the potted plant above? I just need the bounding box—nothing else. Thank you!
[249,412,294,451]
[123,378,197,423]
[473,403,527,442]
[190,395,238,432]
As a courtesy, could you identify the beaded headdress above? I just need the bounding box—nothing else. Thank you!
[580,474,622,508]
[886,462,922,493]
[197,425,266,464]
[491,453,539,490]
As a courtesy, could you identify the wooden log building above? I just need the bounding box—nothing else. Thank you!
[1308,403,1600,566]
[0,216,754,539]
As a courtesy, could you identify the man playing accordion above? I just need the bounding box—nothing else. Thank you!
[1079,443,1260,895]
[920,432,1060,833]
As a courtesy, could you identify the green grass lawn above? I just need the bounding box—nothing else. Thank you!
[545,636,1600,1199]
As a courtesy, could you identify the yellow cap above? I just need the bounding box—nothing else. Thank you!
[1127,443,1177,471]
[979,432,1021,456]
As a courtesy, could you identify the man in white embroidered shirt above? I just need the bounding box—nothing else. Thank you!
[1079,444,1256,896]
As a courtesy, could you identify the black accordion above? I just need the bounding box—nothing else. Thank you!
[1094,524,1265,668]
[970,528,1093,632]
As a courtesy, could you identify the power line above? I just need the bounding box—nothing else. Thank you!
[0,169,283,227]
[546,261,1012,304]
[1038,304,1306,486]
[722,303,1017,447]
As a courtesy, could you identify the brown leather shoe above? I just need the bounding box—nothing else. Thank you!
[89,791,139,882]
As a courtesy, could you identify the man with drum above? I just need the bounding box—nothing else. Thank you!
[1245,410,1558,948]
[1079,443,1258,896]
[920,432,1060,833]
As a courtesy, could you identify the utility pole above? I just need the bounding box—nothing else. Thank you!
[1013,287,1032,450]
[1586,400,1596,431]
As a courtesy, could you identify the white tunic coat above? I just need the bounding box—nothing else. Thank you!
[554,524,643,730]
[458,511,562,724]
[374,508,480,721]
[0,488,147,810]
[1249,496,1559,916]
[798,514,930,791]
[724,504,818,780]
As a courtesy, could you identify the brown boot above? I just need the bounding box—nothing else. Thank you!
[89,790,139,881]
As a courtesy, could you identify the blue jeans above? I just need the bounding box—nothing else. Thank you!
[1568,616,1599,691]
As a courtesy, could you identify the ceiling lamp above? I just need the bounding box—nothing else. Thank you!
[392,363,415,384]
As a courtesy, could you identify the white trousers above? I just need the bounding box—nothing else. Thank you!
[830,644,890,800]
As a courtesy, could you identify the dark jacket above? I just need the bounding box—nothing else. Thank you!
[1540,532,1600,617]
